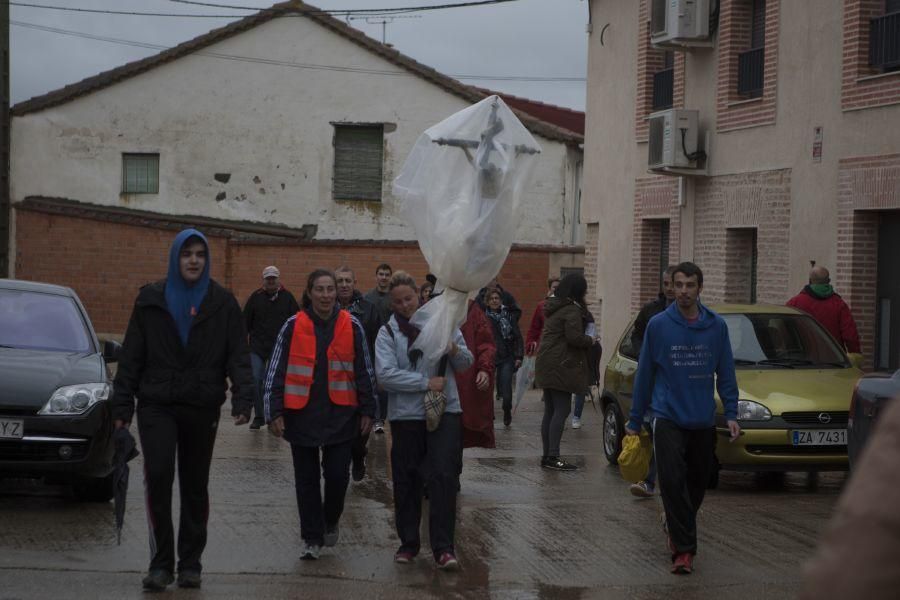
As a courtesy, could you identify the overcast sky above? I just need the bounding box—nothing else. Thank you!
[10,0,589,111]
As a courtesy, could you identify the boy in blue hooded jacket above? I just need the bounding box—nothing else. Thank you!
[625,262,740,575]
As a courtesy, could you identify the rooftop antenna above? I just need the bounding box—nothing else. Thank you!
[347,15,421,45]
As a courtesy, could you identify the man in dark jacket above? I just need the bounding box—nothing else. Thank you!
[787,265,861,353]
[335,266,382,480]
[243,265,300,429]
[632,265,677,352]
[112,229,253,592]
[364,263,393,324]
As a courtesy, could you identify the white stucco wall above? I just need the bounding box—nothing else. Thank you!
[583,0,900,369]
[11,16,581,245]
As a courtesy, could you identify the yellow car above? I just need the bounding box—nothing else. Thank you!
[601,304,861,473]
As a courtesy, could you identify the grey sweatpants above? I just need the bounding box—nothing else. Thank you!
[541,388,572,458]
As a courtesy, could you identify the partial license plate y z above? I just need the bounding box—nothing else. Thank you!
[0,418,24,439]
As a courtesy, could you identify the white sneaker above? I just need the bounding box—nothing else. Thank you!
[629,481,655,498]
[373,420,385,434]
[571,417,582,429]
[300,541,321,560]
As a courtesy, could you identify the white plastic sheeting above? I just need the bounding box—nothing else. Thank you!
[392,95,541,364]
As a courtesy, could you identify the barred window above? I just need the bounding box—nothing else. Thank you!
[122,153,159,194]
[332,124,384,201]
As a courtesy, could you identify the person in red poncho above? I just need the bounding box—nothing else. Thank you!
[525,277,560,355]
[457,300,497,449]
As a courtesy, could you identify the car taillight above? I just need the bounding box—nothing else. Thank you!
[848,380,861,429]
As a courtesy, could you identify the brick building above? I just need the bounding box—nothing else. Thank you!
[582,0,900,372]
[8,1,586,336]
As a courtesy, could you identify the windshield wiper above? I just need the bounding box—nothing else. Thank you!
[757,358,814,368]
[733,358,758,366]
[811,361,848,368]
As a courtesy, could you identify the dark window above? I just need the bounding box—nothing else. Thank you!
[749,229,758,304]
[560,267,585,279]
[870,2,900,72]
[619,324,640,360]
[332,124,384,201]
[738,0,766,98]
[659,219,670,279]
[652,52,675,110]
[0,289,93,353]
[722,313,849,368]
[122,153,159,194]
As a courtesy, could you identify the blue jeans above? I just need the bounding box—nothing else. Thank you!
[250,352,266,422]
[573,394,586,419]
[495,359,515,414]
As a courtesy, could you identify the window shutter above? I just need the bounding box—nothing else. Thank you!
[750,0,766,49]
[887,0,900,15]
[333,125,384,201]
[122,154,159,194]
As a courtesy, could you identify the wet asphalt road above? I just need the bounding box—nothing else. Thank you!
[0,390,844,599]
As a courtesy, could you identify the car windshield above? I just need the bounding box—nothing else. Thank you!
[0,288,93,353]
[722,313,849,368]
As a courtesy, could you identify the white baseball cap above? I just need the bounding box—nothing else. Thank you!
[262,266,280,278]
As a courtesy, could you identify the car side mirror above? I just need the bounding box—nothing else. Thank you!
[103,340,122,363]
[847,353,864,370]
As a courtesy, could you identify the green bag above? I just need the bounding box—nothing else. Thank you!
[619,430,652,483]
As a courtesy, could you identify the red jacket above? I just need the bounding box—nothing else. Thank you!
[457,302,497,449]
[525,299,547,353]
[787,287,861,353]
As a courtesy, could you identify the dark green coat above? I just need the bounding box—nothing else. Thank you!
[534,297,594,395]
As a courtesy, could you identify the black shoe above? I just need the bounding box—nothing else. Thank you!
[542,457,577,471]
[539,456,550,467]
[142,569,174,592]
[352,457,366,482]
[177,570,202,589]
[503,410,512,427]
[249,418,263,430]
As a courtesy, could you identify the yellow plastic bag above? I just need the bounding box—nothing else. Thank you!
[619,430,652,483]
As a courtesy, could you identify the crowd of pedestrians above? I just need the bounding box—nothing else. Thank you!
[110,228,865,590]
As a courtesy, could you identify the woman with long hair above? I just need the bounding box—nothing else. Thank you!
[263,269,377,560]
[534,273,599,471]
[483,288,524,427]
[374,271,474,570]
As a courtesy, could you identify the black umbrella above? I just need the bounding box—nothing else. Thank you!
[112,427,140,545]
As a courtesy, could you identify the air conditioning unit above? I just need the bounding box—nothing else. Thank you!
[648,109,704,173]
[650,0,712,49]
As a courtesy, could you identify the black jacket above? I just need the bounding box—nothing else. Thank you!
[484,308,524,364]
[338,291,382,357]
[112,280,254,423]
[364,288,392,324]
[264,307,376,447]
[242,287,300,360]
[631,294,668,355]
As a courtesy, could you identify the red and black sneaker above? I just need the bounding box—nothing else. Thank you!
[670,552,694,575]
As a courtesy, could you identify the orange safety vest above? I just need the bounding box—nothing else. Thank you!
[284,310,358,410]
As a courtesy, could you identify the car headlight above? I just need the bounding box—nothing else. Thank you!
[737,399,772,421]
[39,383,109,415]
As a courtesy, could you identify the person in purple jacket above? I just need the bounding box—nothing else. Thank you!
[625,261,741,575]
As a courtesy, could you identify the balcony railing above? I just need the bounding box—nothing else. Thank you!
[737,47,764,98]
[870,12,900,71]
[652,68,674,110]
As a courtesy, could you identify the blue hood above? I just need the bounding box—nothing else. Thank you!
[165,229,210,346]
[661,300,717,330]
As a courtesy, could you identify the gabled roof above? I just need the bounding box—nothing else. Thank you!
[475,87,585,136]
[11,1,583,145]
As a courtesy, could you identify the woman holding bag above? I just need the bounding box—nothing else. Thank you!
[374,271,473,570]
[534,273,599,471]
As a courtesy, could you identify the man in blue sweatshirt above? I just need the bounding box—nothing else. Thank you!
[625,261,740,575]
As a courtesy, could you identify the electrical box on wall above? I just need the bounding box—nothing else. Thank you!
[650,0,713,49]
[648,108,707,175]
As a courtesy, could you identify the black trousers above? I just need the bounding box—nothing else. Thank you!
[390,414,461,559]
[137,402,220,574]
[653,418,716,556]
[541,388,572,458]
[290,439,353,546]
[351,431,369,470]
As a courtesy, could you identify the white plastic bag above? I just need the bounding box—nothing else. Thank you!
[392,96,541,364]
[512,355,536,414]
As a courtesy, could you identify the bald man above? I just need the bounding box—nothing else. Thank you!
[787,266,860,353]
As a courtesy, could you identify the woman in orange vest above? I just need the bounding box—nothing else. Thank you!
[263,269,376,560]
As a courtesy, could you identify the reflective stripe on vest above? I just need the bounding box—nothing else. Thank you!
[284,310,358,410]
